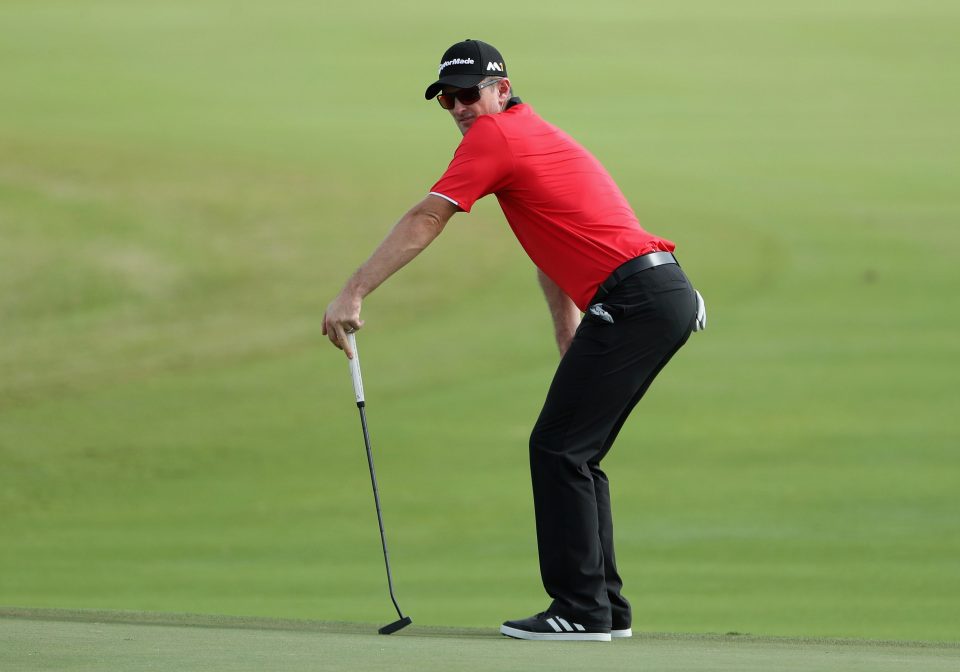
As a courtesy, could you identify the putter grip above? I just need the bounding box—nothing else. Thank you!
[346,332,365,405]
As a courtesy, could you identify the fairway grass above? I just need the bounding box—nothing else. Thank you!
[2,608,958,672]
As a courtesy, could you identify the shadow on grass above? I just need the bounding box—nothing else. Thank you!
[2,606,957,648]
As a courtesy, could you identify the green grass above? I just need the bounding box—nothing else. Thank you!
[2,609,958,672]
[1,0,958,656]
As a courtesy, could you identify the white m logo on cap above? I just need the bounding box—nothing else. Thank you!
[487,61,504,72]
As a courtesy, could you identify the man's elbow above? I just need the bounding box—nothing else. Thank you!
[418,207,446,235]
[412,195,458,234]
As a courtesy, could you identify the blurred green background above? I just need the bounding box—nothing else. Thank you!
[1,0,957,641]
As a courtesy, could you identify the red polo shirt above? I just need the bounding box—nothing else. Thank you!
[429,103,675,310]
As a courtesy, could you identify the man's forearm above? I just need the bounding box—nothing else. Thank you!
[342,200,448,300]
[323,195,458,357]
[537,269,581,355]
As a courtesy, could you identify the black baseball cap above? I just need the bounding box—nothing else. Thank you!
[424,39,508,100]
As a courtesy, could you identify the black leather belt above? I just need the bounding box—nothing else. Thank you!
[591,251,678,304]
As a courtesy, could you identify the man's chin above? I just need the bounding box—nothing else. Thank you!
[457,119,474,134]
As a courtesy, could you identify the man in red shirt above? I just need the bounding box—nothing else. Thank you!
[324,39,704,642]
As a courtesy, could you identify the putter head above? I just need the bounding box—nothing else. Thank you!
[378,616,412,635]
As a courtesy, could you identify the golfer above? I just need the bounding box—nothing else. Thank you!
[323,39,704,642]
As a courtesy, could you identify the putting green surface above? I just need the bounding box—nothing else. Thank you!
[2,609,958,672]
[1,0,958,651]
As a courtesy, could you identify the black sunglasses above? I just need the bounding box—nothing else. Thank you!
[436,79,500,110]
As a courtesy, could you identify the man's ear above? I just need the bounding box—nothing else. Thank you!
[499,78,512,106]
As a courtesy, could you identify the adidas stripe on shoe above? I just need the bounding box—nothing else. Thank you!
[500,612,611,642]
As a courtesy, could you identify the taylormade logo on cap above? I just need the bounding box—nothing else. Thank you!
[487,62,504,72]
[439,58,475,74]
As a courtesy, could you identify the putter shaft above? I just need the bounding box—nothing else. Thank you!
[357,403,407,623]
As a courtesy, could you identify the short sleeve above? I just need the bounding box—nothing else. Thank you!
[429,116,513,213]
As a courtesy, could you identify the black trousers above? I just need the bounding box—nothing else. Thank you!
[529,262,697,627]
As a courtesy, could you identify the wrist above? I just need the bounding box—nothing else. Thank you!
[555,324,576,342]
[342,276,368,302]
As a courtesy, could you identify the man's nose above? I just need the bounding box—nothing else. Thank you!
[453,98,470,114]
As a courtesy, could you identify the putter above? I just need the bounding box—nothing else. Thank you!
[346,332,413,635]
